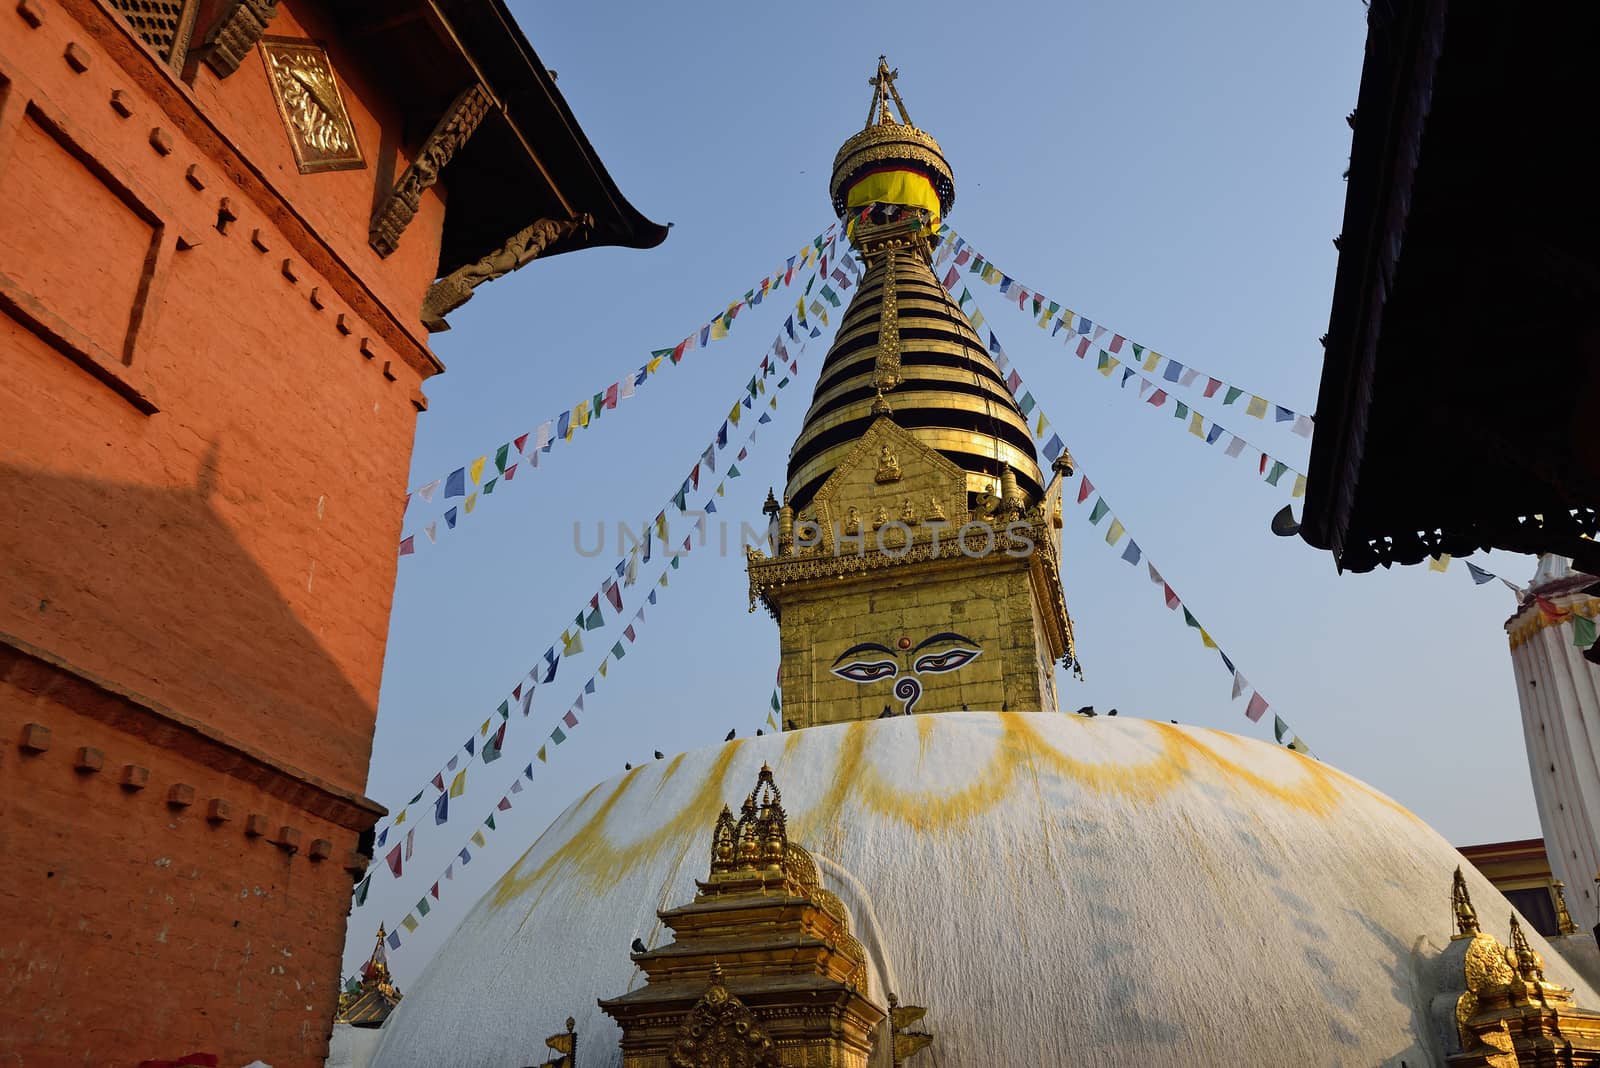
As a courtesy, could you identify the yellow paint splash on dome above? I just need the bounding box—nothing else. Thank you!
[488,742,745,909]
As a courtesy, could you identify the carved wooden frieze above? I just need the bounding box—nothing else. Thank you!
[260,38,364,173]
[202,0,278,77]
[370,85,492,257]
[421,215,590,331]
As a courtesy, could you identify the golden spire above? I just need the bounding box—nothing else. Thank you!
[1554,880,1580,934]
[1508,912,1546,984]
[1452,866,1480,939]
[830,58,954,230]
[866,56,912,129]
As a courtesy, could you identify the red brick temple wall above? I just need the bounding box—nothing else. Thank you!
[0,0,444,1063]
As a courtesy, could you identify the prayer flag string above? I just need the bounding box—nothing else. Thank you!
[974,299,1317,756]
[935,225,1314,437]
[360,318,820,907]
[397,226,838,557]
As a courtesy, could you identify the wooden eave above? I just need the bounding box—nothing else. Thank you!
[1302,0,1600,573]
[333,0,667,277]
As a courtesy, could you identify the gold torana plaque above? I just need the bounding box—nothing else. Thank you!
[260,37,364,173]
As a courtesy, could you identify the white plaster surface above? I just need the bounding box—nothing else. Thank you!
[370,712,1595,1067]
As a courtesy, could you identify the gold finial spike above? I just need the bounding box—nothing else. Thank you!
[1554,880,1580,934]
[1452,866,1481,939]
[872,387,893,416]
[1509,912,1546,983]
[866,55,911,129]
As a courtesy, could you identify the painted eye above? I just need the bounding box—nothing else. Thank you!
[831,660,898,684]
[913,647,980,674]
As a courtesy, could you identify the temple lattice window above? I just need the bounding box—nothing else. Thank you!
[104,0,201,70]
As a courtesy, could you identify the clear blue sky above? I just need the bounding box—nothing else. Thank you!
[346,0,1543,982]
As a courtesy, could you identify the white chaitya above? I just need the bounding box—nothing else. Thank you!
[1508,556,1600,922]
[369,712,1597,1067]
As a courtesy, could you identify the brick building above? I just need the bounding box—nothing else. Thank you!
[0,1,662,1064]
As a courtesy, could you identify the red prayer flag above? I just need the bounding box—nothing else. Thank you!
[1163,584,1180,610]
[943,267,959,289]
[512,684,522,701]
[1109,334,1125,353]
[398,536,415,556]
[624,624,637,642]
[604,383,619,409]
[429,882,440,900]
[604,580,622,612]
[690,464,700,489]
[503,463,517,480]
[1245,691,1269,722]
[430,772,444,792]
[1259,453,1269,475]
[1147,389,1167,407]
[496,796,511,811]
[1203,378,1222,398]
[1005,370,1022,392]
[513,433,529,453]
[1537,595,1568,623]
[1077,476,1093,504]
[563,710,579,728]
[385,844,403,877]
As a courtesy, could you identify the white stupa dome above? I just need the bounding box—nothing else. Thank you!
[371,711,1594,1066]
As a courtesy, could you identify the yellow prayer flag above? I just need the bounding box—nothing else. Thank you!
[659,571,669,587]
[468,455,486,485]
[449,769,467,797]
[562,629,583,656]
[576,400,591,427]
[1429,554,1451,572]
[1143,351,1161,372]
[1291,474,1306,498]
[717,483,726,497]
[646,356,664,374]
[971,308,986,330]
[1246,395,1268,419]
[479,718,490,736]
[470,830,486,848]
[464,491,478,514]
[655,513,668,538]
[1099,357,1119,378]
[1189,412,1205,437]
[1105,518,1126,546]
[729,403,742,426]
[981,265,1001,284]
[1035,412,1048,437]
[598,660,609,678]
[797,297,807,321]
[537,745,547,763]
[710,317,728,341]
[1038,311,1052,329]
[401,914,419,932]
[393,808,407,825]
[1199,628,1218,650]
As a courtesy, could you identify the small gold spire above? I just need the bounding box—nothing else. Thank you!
[865,55,912,130]
[1508,912,1546,983]
[1452,866,1480,939]
[871,388,893,416]
[1555,880,1580,934]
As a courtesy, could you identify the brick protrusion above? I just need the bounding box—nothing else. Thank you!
[148,127,173,156]
[166,783,195,808]
[110,89,132,117]
[120,764,149,790]
[335,313,352,335]
[281,258,299,282]
[308,838,333,861]
[250,228,270,253]
[216,197,237,234]
[342,849,369,877]
[16,0,43,27]
[63,42,90,72]
[309,286,325,309]
[184,164,205,190]
[244,813,270,837]
[381,360,397,382]
[271,826,301,854]
[20,723,51,752]
[359,337,377,360]
[74,746,104,773]
[206,798,232,823]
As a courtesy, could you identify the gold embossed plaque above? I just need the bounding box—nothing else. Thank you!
[260,38,364,173]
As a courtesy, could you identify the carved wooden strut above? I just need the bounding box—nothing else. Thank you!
[370,84,492,257]
[201,0,279,77]
[421,215,591,331]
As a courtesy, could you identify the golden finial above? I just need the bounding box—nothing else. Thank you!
[866,55,912,129]
[1052,447,1075,479]
[1508,912,1546,983]
[872,387,894,416]
[762,488,780,518]
[1452,866,1480,940]
[1555,880,1580,934]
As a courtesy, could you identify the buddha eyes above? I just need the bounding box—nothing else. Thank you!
[832,660,899,683]
[912,647,980,674]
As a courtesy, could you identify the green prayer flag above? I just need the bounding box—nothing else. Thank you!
[408,790,424,805]
[611,641,626,660]
[1131,343,1144,358]
[497,701,509,720]
[482,478,496,494]
[671,556,681,570]
[416,897,431,917]
[1574,615,1597,648]
[958,288,974,309]
[552,726,566,744]
[1097,350,1110,371]
[1273,714,1290,744]
[820,285,841,307]
[1224,386,1243,406]
[727,464,741,478]
[1088,498,1109,524]
[1174,401,1188,420]
[771,689,781,712]
[485,813,496,831]
[1266,461,1288,486]
[1018,392,1036,416]
[494,444,509,473]
[1183,606,1202,630]
[353,874,370,906]
[585,605,604,630]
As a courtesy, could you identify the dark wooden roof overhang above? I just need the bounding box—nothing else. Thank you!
[1302,0,1600,574]
[332,0,667,275]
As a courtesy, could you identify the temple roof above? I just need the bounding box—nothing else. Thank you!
[1302,0,1600,573]
[331,0,668,275]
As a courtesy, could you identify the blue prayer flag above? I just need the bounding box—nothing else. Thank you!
[557,410,571,439]
[1275,405,1293,423]
[989,331,1001,354]
[1220,650,1236,673]
[648,589,658,605]
[759,412,772,424]
[1052,317,1067,336]
[444,507,458,529]
[458,847,471,866]
[1162,361,1183,383]
[584,678,596,695]
[433,792,448,825]
[1206,424,1225,445]
[523,763,533,780]
[376,827,388,848]
[1121,367,1135,387]
[444,468,466,497]
[1043,434,1064,463]
[387,930,402,950]
[1466,561,1496,585]
[699,324,710,346]
[785,316,796,340]
[810,326,821,338]
[464,737,475,757]
[1078,317,1093,334]
[1121,540,1141,566]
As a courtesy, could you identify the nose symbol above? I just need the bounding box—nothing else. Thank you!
[893,675,922,715]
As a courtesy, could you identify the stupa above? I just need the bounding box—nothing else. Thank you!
[363,60,1600,1067]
